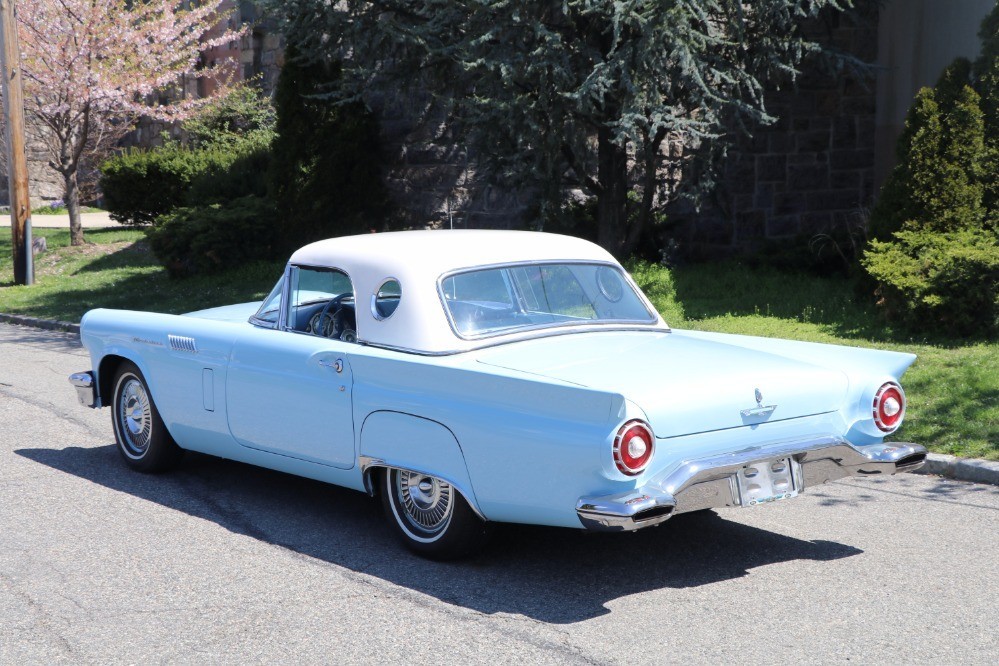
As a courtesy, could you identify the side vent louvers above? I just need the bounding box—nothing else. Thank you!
[168,334,198,353]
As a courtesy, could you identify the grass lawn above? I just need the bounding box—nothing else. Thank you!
[1,229,995,460]
[0,228,282,319]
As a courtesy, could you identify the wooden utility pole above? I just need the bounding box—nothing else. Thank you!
[0,0,32,285]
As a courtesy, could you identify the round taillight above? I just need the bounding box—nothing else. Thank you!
[614,420,655,476]
[873,382,906,432]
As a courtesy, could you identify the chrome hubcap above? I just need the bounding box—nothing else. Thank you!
[396,471,453,535]
[118,378,151,455]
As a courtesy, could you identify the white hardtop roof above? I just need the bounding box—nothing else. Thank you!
[286,230,665,354]
[290,229,618,277]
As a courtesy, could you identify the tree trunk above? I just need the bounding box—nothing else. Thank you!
[595,126,629,257]
[621,129,667,257]
[64,170,84,246]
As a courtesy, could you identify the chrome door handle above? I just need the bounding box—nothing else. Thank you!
[319,359,344,373]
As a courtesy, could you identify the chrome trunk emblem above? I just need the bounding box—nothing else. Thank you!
[741,387,777,418]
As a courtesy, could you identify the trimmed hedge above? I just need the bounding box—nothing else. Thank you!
[101,145,214,226]
[147,196,278,278]
[100,135,272,227]
[863,227,999,337]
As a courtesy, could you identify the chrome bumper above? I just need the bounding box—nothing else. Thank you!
[576,436,927,532]
[69,371,100,408]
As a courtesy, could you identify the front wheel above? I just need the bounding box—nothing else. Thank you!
[111,361,183,473]
[382,468,489,560]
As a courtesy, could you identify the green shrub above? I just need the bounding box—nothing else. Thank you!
[862,227,999,337]
[868,61,986,240]
[147,196,279,278]
[186,134,272,205]
[183,84,276,150]
[268,47,388,250]
[101,136,272,226]
[101,145,216,226]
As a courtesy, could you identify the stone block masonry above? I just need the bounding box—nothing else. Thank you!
[664,7,879,257]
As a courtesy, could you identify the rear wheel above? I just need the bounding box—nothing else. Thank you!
[382,468,489,560]
[111,361,183,472]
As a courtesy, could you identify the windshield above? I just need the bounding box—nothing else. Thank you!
[440,263,656,338]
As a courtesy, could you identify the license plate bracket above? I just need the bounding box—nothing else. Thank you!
[736,457,800,507]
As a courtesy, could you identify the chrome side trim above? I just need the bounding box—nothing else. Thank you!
[576,437,928,532]
[354,326,674,357]
[69,371,100,408]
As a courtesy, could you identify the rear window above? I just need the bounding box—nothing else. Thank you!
[440,263,655,338]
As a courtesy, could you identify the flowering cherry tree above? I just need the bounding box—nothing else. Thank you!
[12,0,244,245]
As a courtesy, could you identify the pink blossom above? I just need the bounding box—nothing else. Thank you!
[7,0,248,244]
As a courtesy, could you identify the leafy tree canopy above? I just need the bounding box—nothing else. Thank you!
[270,0,860,256]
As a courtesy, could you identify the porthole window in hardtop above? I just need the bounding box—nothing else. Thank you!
[289,266,357,342]
[252,275,285,327]
[372,279,402,320]
[440,263,655,338]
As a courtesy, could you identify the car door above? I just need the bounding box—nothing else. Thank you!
[225,266,357,469]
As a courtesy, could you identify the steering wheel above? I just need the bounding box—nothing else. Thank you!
[308,294,351,338]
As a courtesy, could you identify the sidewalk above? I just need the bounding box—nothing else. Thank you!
[0,212,118,229]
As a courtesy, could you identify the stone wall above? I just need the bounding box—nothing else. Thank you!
[664,8,879,257]
[369,87,529,230]
[0,123,64,207]
[370,8,882,248]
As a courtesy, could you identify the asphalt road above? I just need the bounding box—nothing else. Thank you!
[1,323,996,664]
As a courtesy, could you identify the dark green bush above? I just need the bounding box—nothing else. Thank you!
[101,137,272,226]
[862,227,999,337]
[186,134,272,205]
[101,145,216,226]
[147,196,278,278]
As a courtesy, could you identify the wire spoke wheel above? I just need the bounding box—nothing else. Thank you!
[394,470,454,539]
[117,376,152,457]
[382,467,489,559]
[111,361,183,472]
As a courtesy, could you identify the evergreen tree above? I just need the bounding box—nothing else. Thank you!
[869,59,986,239]
[974,2,999,225]
[268,47,388,250]
[271,0,861,257]
[862,10,999,338]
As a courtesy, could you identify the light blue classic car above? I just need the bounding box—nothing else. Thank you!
[69,230,927,558]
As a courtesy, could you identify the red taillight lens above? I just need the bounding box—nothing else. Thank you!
[614,420,654,476]
[873,382,906,432]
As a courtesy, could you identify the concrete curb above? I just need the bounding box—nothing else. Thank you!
[0,312,80,335]
[914,453,999,486]
[1,312,996,486]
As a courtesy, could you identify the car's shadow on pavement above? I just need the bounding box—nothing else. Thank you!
[18,444,862,623]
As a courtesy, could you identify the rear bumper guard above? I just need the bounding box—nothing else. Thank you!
[576,436,927,532]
